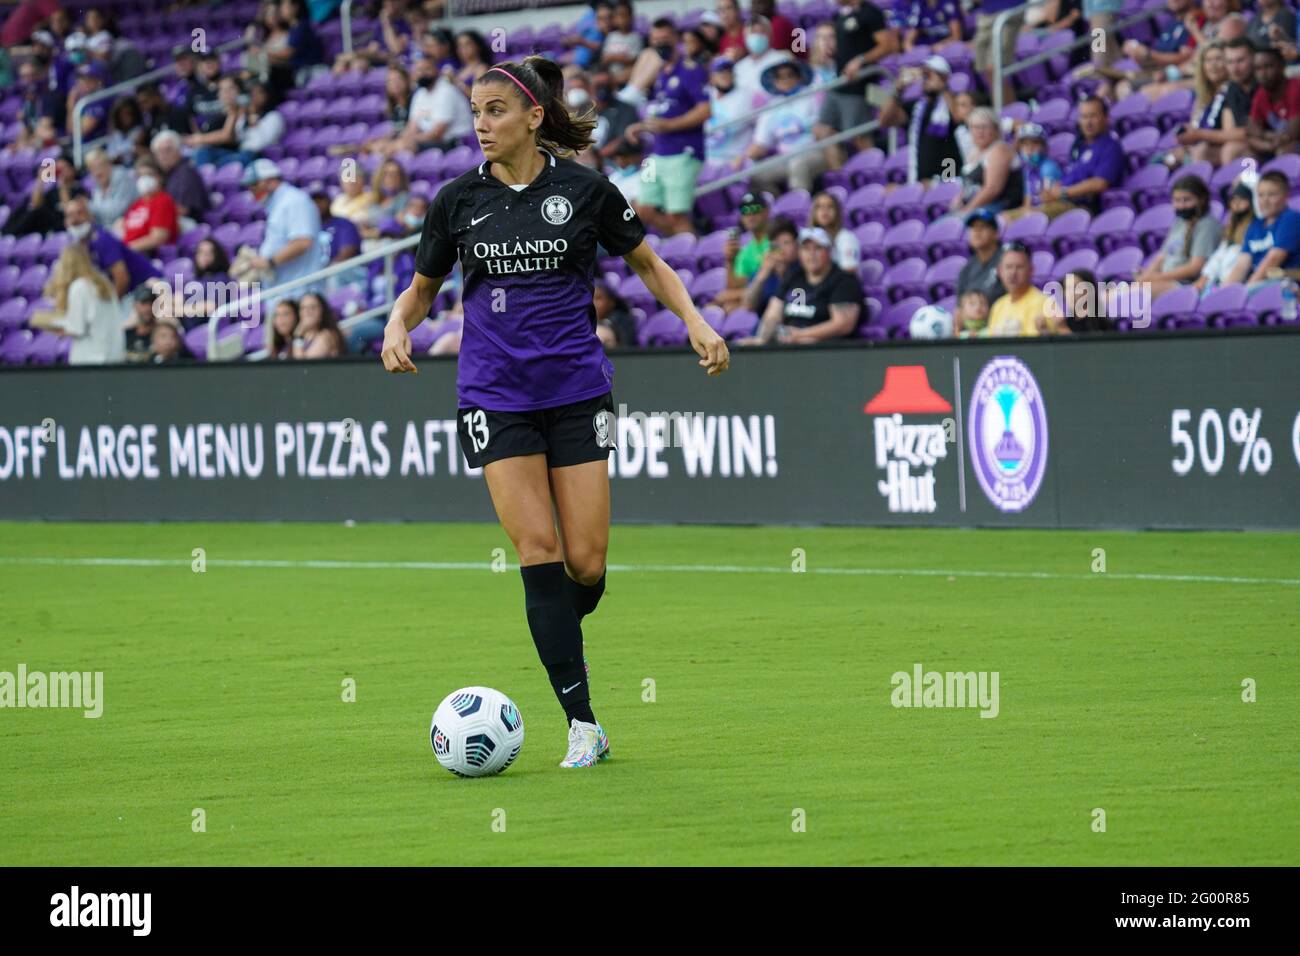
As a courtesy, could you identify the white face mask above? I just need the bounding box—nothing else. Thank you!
[137,175,159,194]
[68,222,93,240]
[566,88,591,109]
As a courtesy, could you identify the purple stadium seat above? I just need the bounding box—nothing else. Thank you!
[177,224,213,258]
[1124,165,1171,211]
[881,257,928,302]
[618,275,656,313]
[1110,92,1151,135]
[1150,285,1200,328]
[1133,203,1175,254]
[693,230,730,271]
[772,189,811,224]
[1030,98,1072,136]
[0,264,20,299]
[211,223,242,256]
[1119,128,1160,170]
[659,233,697,270]
[897,215,965,262]
[719,309,757,340]
[1196,285,1250,327]
[1032,250,1055,279]
[1002,211,1048,245]
[881,150,910,185]
[639,309,689,347]
[1248,283,1285,324]
[925,256,965,299]
[1048,248,1099,281]
[854,221,886,260]
[884,182,926,224]
[10,233,43,268]
[28,330,64,365]
[881,220,925,264]
[16,264,48,300]
[923,180,962,219]
[846,183,887,226]
[690,268,727,304]
[1044,207,1093,254]
[1047,131,1074,166]
[1097,246,1143,281]
[1151,89,1194,132]
[1261,154,1300,183]
[828,148,887,191]
[858,257,885,291]
[1209,157,1252,201]
[879,296,928,337]
[1,329,33,365]
[1087,207,1136,255]
[0,297,27,331]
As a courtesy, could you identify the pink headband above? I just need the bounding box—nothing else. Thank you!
[484,67,540,108]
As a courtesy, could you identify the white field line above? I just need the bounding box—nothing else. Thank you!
[0,556,1295,586]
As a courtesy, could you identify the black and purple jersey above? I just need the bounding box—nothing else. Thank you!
[414,150,647,411]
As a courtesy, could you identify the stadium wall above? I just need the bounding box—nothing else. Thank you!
[1,331,1298,530]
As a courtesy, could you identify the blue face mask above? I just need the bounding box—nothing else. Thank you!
[1019,150,1043,166]
[403,212,422,228]
[745,34,770,56]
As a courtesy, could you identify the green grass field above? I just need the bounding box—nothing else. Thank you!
[1,521,1296,866]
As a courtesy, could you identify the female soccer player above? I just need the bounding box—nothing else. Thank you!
[381,56,729,768]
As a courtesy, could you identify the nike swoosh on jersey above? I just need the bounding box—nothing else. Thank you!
[561,682,581,694]
[471,214,493,226]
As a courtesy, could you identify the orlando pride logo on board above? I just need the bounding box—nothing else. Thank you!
[863,366,953,514]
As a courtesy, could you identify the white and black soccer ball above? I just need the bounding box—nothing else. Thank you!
[430,686,525,777]
[908,305,954,340]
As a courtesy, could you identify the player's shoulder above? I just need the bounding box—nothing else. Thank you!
[550,154,622,197]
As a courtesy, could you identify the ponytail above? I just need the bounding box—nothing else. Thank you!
[474,56,597,156]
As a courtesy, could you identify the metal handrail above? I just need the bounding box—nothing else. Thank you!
[206,231,420,358]
[71,35,251,168]
[992,1,1169,112]
[711,68,888,134]
[696,118,881,195]
[342,0,354,55]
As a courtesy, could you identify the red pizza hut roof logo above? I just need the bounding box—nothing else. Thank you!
[863,366,952,415]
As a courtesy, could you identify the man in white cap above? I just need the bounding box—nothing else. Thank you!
[243,158,326,309]
[739,226,864,345]
[877,55,962,184]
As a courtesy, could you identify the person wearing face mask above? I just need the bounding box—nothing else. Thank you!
[626,19,712,236]
[734,16,793,101]
[705,57,761,165]
[744,60,827,192]
[395,55,474,154]
[120,160,179,254]
[1001,122,1063,223]
[1134,175,1222,300]
[242,158,327,308]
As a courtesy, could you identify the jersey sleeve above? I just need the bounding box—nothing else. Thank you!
[594,174,647,257]
[830,270,864,307]
[414,185,458,279]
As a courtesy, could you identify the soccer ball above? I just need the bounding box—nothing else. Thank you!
[908,305,954,340]
[430,686,525,777]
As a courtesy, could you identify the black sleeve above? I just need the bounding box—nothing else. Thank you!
[414,186,458,279]
[830,269,865,306]
[1226,85,1250,127]
[863,3,887,36]
[594,174,647,257]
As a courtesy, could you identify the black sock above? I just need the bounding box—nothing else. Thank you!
[566,569,606,621]
[521,562,596,726]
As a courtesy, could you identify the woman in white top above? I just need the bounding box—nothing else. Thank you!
[43,242,126,365]
[808,191,861,272]
[236,82,286,156]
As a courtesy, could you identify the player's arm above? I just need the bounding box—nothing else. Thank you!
[381,272,444,373]
[623,240,729,375]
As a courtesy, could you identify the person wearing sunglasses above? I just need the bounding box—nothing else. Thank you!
[716,192,774,310]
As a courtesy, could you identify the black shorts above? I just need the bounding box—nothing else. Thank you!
[456,392,617,469]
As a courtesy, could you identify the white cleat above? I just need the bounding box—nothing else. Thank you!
[559,718,603,768]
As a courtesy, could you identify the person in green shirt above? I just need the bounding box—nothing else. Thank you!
[715,191,772,310]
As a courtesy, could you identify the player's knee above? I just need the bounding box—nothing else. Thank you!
[565,549,606,586]
[515,535,562,567]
